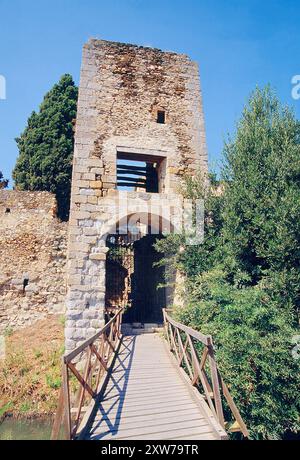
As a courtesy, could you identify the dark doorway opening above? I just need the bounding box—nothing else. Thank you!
[105,233,166,324]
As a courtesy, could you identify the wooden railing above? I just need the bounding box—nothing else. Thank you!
[163,309,249,438]
[51,307,124,440]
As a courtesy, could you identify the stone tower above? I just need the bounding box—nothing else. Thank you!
[65,39,208,352]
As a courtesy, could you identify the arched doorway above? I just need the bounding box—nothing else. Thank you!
[105,231,166,325]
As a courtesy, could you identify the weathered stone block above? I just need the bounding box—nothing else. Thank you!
[69,242,90,253]
[83,227,98,236]
[75,180,90,188]
[89,253,106,261]
[89,180,103,189]
[102,182,115,189]
[74,195,88,204]
[73,211,92,220]
[68,274,82,285]
[87,196,98,204]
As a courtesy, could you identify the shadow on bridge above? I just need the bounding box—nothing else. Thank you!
[89,335,136,440]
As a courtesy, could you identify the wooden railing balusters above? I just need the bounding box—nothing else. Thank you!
[207,344,225,428]
[187,334,218,417]
[217,372,249,436]
[163,309,249,439]
[51,307,124,440]
[71,345,92,437]
[62,363,71,440]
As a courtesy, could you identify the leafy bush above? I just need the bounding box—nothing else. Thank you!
[174,270,300,439]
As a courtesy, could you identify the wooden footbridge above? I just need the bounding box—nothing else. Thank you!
[51,309,249,441]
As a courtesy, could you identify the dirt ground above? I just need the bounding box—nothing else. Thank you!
[0,315,64,418]
[7,316,63,355]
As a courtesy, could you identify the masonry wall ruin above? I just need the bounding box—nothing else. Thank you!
[0,191,67,333]
[66,39,208,352]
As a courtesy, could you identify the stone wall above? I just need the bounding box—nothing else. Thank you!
[0,191,67,333]
[65,39,208,352]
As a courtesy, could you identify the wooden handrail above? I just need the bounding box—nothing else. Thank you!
[51,307,124,440]
[164,310,213,346]
[163,309,249,438]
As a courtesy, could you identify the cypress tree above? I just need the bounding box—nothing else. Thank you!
[13,74,78,220]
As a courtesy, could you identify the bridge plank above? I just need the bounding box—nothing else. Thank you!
[99,401,198,413]
[93,408,204,428]
[95,401,201,418]
[85,333,224,440]
[101,425,218,441]
[91,418,212,440]
[102,391,199,405]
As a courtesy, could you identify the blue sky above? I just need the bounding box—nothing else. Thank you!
[0,0,300,185]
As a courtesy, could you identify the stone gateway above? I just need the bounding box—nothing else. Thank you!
[65,39,208,352]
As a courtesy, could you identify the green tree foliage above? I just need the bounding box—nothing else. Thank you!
[155,172,224,280]
[222,87,300,319]
[0,171,8,189]
[156,87,300,439]
[13,74,78,220]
